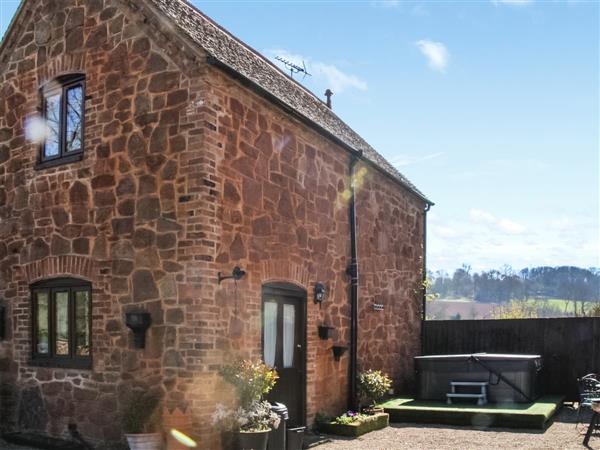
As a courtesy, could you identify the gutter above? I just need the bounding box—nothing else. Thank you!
[420,203,431,355]
[347,153,361,411]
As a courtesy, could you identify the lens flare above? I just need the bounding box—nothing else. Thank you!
[170,429,197,448]
[25,115,49,144]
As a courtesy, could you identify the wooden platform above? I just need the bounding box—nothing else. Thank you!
[380,395,563,429]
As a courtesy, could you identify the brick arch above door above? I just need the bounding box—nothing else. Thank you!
[259,259,311,292]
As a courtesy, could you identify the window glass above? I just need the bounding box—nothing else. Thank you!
[55,291,69,356]
[75,290,90,356]
[263,301,277,367]
[283,304,295,368]
[44,93,61,158]
[36,292,49,354]
[65,85,83,153]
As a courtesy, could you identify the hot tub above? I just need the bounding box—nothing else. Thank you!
[415,353,542,403]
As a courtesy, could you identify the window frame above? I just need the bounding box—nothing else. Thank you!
[30,278,92,369]
[37,74,86,170]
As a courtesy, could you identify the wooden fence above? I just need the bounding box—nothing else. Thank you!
[422,318,600,401]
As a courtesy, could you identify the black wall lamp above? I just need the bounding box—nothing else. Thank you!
[125,311,152,349]
[218,266,246,285]
[314,282,327,306]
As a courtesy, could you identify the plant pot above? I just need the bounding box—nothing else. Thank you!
[125,433,163,450]
[237,429,270,450]
[318,325,335,340]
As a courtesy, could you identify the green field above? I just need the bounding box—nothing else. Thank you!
[522,298,596,315]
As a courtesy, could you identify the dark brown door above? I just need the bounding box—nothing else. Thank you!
[262,284,306,427]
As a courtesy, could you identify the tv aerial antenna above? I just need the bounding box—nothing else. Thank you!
[275,56,312,80]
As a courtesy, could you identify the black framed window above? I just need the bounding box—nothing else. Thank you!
[31,278,91,369]
[38,74,85,169]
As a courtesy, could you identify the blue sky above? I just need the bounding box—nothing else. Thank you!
[1,0,598,273]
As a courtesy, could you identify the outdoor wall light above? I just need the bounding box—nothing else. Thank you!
[125,311,152,349]
[314,282,327,305]
[218,266,246,285]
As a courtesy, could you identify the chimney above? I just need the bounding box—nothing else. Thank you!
[325,89,333,109]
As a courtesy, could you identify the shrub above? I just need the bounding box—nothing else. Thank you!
[332,411,368,425]
[212,400,280,432]
[357,370,392,407]
[122,390,160,434]
[219,359,278,408]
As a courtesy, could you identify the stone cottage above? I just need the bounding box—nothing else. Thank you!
[0,0,432,447]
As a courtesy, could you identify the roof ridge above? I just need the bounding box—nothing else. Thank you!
[172,0,332,108]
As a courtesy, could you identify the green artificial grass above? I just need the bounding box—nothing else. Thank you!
[380,395,563,429]
[318,413,390,437]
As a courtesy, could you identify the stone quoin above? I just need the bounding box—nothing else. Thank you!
[0,0,432,448]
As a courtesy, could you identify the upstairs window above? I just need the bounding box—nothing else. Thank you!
[38,74,85,168]
[31,278,91,369]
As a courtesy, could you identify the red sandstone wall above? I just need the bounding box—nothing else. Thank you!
[355,167,425,393]
[203,65,354,424]
[0,0,211,445]
[203,62,426,423]
[0,0,425,447]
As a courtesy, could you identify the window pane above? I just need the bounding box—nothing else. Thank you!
[36,292,49,354]
[55,292,69,356]
[44,93,61,158]
[75,290,90,356]
[283,304,295,368]
[263,302,277,367]
[65,85,83,153]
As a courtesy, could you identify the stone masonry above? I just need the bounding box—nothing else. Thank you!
[0,0,427,448]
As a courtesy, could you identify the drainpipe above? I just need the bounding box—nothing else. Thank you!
[420,203,431,355]
[347,153,361,411]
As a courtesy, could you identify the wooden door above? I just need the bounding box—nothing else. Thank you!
[262,284,306,427]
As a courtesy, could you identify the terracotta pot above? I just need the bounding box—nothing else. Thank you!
[125,433,164,450]
[237,429,270,450]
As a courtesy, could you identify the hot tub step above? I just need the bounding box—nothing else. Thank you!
[446,393,487,405]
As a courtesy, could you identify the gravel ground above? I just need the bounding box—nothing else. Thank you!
[1,407,598,450]
[318,406,600,450]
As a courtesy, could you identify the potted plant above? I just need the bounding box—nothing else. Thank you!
[122,390,163,450]
[357,369,392,414]
[213,400,281,450]
[214,360,280,450]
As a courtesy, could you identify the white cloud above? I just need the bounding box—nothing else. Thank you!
[492,0,534,5]
[415,39,449,72]
[469,208,526,234]
[497,219,526,234]
[266,49,367,94]
[427,210,599,273]
[392,152,445,167]
[413,174,588,274]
